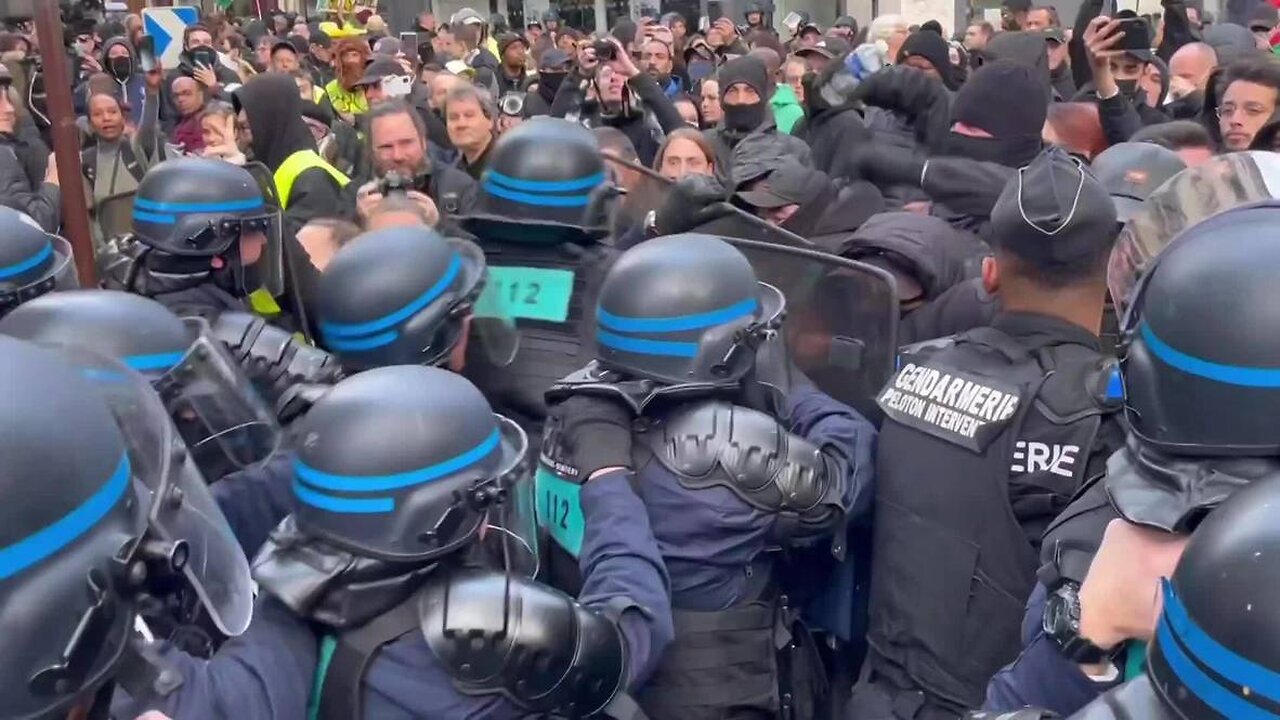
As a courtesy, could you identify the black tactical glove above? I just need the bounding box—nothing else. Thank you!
[852,65,953,150]
[838,144,927,189]
[550,395,635,482]
[652,174,730,235]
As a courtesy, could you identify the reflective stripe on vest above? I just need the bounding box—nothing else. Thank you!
[273,149,351,210]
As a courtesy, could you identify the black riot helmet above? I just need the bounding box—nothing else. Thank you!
[1120,202,1280,456]
[594,234,784,386]
[0,206,79,317]
[1147,474,1280,719]
[461,117,613,245]
[0,290,282,478]
[0,337,147,720]
[130,158,281,299]
[291,366,529,562]
[316,227,494,372]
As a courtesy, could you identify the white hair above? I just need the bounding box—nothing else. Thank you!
[868,14,908,42]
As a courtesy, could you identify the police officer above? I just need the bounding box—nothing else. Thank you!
[0,206,79,318]
[0,289,297,559]
[459,117,619,434]
[0,336,261,719]
[101,157,279,321]
[853,148,1126,718]
[542,234,876,719]
[314,225,491,373]
[1070,473,1280,719]
[117,365,674,720]
[986,201,1280,716]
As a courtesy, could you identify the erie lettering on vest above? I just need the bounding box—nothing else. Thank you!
[877,361,1023,453]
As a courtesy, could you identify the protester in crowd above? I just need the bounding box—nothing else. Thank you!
[641,34,683,98]
[325,37,372,121]
[169,75,208,153]
[221,33,259,82]
[699,76,723,128]
[748,47,804,134]
[703,55,810,181]
[1044,101,1108,160]
[1043,27,1077,99]
[269,39,302,73]
[306,29,335,86]
[495,33,530,95]
[0,64,57,232]
[1002,0,1032,30]
[363,192,439,230]
[1214,55,1280,150]
[101,36,146,126]
[1025,5,1060,30]
[670,93,701,127]
[654,126,716,180]
[1165,41,1216,118]
[898,29,962,89]
[869,14,911,61]
[81,68,165,243]
[444,83,498,179]
[199,100,246,165]
[964,21,995,51]
[523,48,571,116]
[1083,16,1172,145]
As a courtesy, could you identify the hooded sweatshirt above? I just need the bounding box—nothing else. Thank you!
[235,72,351,235]
[100,37,147,126]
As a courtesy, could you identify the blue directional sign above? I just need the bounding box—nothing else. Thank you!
[142,6,201,69]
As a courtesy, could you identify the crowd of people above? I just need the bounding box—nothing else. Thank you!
[1,0,1280,719]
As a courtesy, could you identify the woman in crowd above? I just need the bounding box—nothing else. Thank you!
[199,100,246,165]
[654,126,716,180]
[80,68,165,245]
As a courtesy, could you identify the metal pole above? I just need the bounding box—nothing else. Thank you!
[33,1,97,287]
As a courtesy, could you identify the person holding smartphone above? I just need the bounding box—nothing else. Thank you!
[1082,14,1170,145]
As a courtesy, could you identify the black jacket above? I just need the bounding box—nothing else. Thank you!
[552,71,685,166]
[0,131,59,232]
[793,103,871,177]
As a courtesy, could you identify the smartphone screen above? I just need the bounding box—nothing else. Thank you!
[399,32,418,49]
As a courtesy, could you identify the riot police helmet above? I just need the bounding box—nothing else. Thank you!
[292,366,528,563]
[461,117,613,244]
[0,206,79,317]
[1147,474,1280,719]
[316,227,490,372]
[130,158,280,298]
[0,290,282,477]
[594,233,784,387]
[1120,201,1280,456]
[0,337,147,720]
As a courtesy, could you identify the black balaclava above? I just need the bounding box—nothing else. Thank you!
[947,60,1047,167]
[718,55,769,136]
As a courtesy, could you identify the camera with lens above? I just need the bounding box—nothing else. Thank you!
[378,170,426,197]
[591,39,617,61]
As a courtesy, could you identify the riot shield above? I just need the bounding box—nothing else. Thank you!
[1109,151,1280,316]
[723,237,899,422]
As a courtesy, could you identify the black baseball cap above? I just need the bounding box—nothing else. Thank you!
[989,147,1118,264]
[1091,142,1187,222]
[310,29,332,47]
[1040,26,1066,44]
[271,38,298,56]
[736,162,827,208]
[796,36,851,59]
[355,57,407,86]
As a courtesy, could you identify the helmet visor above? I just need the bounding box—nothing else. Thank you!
[486,414,537,578]
[155,318,281,479]
[0,235,79,316]
[68,347,255,637]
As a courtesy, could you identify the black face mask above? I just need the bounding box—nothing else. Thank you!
[945,133,1042,168]
[1115,78,1140,98]
[189,46,219,69]
[109,56,133,80]
[723,100,765,133]
[538,70,566,102]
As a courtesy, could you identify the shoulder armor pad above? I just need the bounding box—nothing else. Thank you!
[211,312,343,404]
[422,569,626,718]
[645,400,841,514]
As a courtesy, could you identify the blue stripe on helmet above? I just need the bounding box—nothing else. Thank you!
[0,453,131,580]
[294,428,500,493]
[482,181,591,208]
[324,330,399,352]
[0,240,52,280]
[485,170,605,193]
[319,254,462,339]
[134,197,265,213]
[122,351,186,373]
[1161,579,1280,705]
[598,330,698,357]
[133,210,178,225]
[1142,322,1280,388]
[597,297,758,334]
[293,480,394,514]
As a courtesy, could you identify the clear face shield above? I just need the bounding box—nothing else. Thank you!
[0,235,80,317]
[65,347,255,637]
[1108,151,1280,316]
[151,318,282,480]
[482,414,538,578]
[458,238,522,369]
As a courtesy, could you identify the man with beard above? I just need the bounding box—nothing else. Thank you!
[523,48,571,116]
[641,35,683,98]
[352,100,477,229]
[324,38,372,122]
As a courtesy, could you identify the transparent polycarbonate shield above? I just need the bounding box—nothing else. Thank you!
[67,347,255,637]
[488,414,538,578]
[1108,151,1280,315]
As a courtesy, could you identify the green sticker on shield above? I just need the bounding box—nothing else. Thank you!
[475,266,575,322]
[534,464,585,557]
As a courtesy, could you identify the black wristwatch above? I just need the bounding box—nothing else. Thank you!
[1042,583,1117,665]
